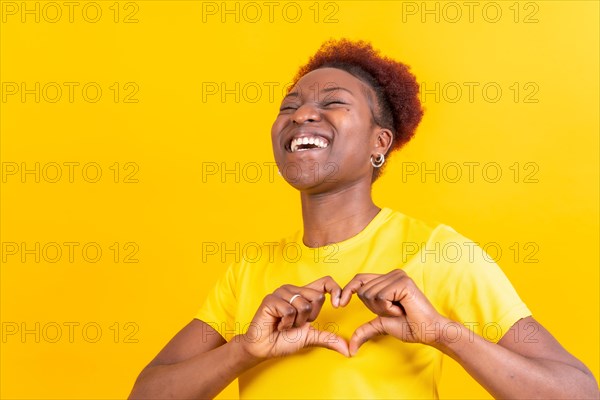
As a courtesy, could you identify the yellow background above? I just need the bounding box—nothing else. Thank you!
[1,1,598,398]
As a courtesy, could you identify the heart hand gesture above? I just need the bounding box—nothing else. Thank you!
[240,270,449,360]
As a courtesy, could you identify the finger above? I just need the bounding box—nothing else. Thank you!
[357,270,406,298]
[266,297,298,331]
[288,295,313,327]
[349,317,387,357]
[305,275,342,308]
[296,287,326,317]
[304,326,350,357]
[359,279,406,317]
[339,273,380,307]
[276,286,325,322]
[280,286,324,304]
[272,289,312,328]
[357,273,393,300]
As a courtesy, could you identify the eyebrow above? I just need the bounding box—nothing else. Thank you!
[283,85,354,101]
[322,86,354,95]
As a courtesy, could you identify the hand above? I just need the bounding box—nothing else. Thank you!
[239,276,349,360]
[340,269,450,356]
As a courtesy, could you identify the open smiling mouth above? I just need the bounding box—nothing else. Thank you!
[287,135,330,153]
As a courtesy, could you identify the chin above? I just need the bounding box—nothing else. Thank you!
[279,160,337,189]
[283,175,343,196]
[282,173,322,191]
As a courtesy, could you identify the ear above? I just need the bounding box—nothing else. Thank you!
[373,128,394,155]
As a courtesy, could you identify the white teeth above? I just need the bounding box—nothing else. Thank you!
[289,135,329,153]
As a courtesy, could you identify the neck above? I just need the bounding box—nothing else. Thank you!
[300,181,380,248]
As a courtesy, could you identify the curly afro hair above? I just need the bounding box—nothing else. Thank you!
[290,38,424,180]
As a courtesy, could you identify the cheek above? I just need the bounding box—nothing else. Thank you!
[336,114,373,148]
[270,118,285,145]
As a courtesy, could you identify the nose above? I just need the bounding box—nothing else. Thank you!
[292,103,321,124]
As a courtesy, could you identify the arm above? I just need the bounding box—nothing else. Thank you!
[128,320,260,399]
[434,316,599,399]
[341,270,599,399]
[129,276,348,399]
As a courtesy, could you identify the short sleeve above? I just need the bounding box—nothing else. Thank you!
[449,255,532,343]
[194,262,239,341]
[423,225,532,343]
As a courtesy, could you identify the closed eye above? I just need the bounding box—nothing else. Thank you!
[279,99,347,112]
[323,100,348,107]
[279,105,298,112]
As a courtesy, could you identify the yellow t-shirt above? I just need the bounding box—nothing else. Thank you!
[195,208,531,399]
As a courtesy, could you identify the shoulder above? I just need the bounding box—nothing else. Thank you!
[383,208,489,271]
[386,210,507,298]
[379,207,465,251]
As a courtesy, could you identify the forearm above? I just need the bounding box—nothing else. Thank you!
[129,336,261,399]
[433,320,599,399]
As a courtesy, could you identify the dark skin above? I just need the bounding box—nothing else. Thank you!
[272,68,392,248]
[129,68,599,399]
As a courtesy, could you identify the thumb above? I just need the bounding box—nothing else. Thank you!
[349,317,387,357]
[304,326,350,357]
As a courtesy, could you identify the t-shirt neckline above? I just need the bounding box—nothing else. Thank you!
[295,207,393,259]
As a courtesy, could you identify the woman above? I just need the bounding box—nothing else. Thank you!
[129,39,599,399]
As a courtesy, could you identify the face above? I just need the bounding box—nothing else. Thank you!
[271,67,390,193]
